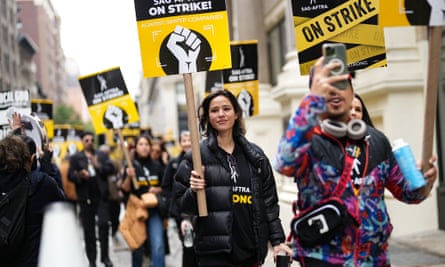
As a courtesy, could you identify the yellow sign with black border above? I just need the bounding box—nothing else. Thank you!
[134,0,232,78]
[51,124,83,165]
[379,0,445,26]
[32,98,54,139]
[204,40,259,117]
[292,0,386,75]
[78,67,139,134]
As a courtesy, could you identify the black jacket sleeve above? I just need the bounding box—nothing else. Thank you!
[68,153,86,184]
[173,153,199,216]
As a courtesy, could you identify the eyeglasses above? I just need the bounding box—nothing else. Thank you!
[227,154,239,183]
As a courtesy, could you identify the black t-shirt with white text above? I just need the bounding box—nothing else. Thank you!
[222,145,257,266]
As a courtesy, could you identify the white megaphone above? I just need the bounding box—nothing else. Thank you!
[6,108,48,154]
[38,202,88,267]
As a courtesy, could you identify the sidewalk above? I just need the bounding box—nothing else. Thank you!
[107,202,445,267]
[108,221,445,267]
[390,230,445,267]
[109,218,183,267]
[272,199,445,267]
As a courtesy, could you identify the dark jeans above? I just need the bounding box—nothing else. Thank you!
[78,198,111,264]
[109,199,121,236]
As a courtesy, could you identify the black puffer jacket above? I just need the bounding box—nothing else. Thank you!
[174,134,285,264]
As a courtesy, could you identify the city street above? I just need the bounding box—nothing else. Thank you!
[103,200,445,267]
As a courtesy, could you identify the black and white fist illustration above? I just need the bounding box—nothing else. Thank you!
[104,105,125,129]
[167,26,202,73]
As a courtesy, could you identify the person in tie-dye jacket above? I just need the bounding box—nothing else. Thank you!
[273,56,437,267]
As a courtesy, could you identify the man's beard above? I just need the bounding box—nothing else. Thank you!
[330,113,345,121]
[328,108,349,121]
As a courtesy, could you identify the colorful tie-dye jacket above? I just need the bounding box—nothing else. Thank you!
[273,94,425,267]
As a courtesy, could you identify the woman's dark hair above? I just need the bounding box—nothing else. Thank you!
[20,135,38,170]
[198,89,246,137]
[0,135,31,172]
[355,93,374,127]
[133,134,152,159]
[20,135,36,155]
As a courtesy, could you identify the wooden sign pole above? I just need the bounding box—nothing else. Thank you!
[116,129,139,190]
[183,73,208,217]
[422,26,442,173]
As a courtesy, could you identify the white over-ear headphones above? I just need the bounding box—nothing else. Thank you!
[320,119,367,140]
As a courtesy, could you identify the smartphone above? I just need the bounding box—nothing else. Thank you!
[322,43,348,90]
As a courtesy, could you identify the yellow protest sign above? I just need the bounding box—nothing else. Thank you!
[380,0,445,26]
[32,99,54,139]
[292,0,386,75]
[134,0,232,77]
[78,67,139,134]
[204,41,259,118]
[52,124,84,164]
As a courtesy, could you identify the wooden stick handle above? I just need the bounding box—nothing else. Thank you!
[421,26,442,173]
[184,73,208,217]
[116,129,139,190]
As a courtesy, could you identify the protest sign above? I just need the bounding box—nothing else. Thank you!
[205,41,259,118]
[379,2,443,168]
[32,99,54,139]
[0,90,31,140]
[51,124,70,165]
[134,0,232,77]
[51,124,83,165]
[380,0,445,26]
[78,67,139,134]
[291,0,386,75]
[132,0,234,216]
[0,90,30,125]
[205,70,224,92]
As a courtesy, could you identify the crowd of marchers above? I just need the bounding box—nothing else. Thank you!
[0,56,438,267]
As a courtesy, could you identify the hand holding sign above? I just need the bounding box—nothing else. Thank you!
[167,26,202,73]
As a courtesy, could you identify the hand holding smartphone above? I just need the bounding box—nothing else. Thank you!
[322,43,349,90]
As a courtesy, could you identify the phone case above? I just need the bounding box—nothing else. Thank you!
[322,43,348,89]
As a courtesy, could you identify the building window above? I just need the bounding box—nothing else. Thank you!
[9,6,14,25]
[2,1,7,17]
[267,19,287,86]
[4,54,10,75]
[11,61,16,81]
[2,25,8,44]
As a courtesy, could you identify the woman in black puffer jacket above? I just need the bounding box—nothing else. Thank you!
[174,89,292,267]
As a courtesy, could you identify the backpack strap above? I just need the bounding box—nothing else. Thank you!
[314,126,354,197]
[332,140,355,197]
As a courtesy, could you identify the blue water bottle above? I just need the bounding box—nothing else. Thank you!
[392,139,426,191]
